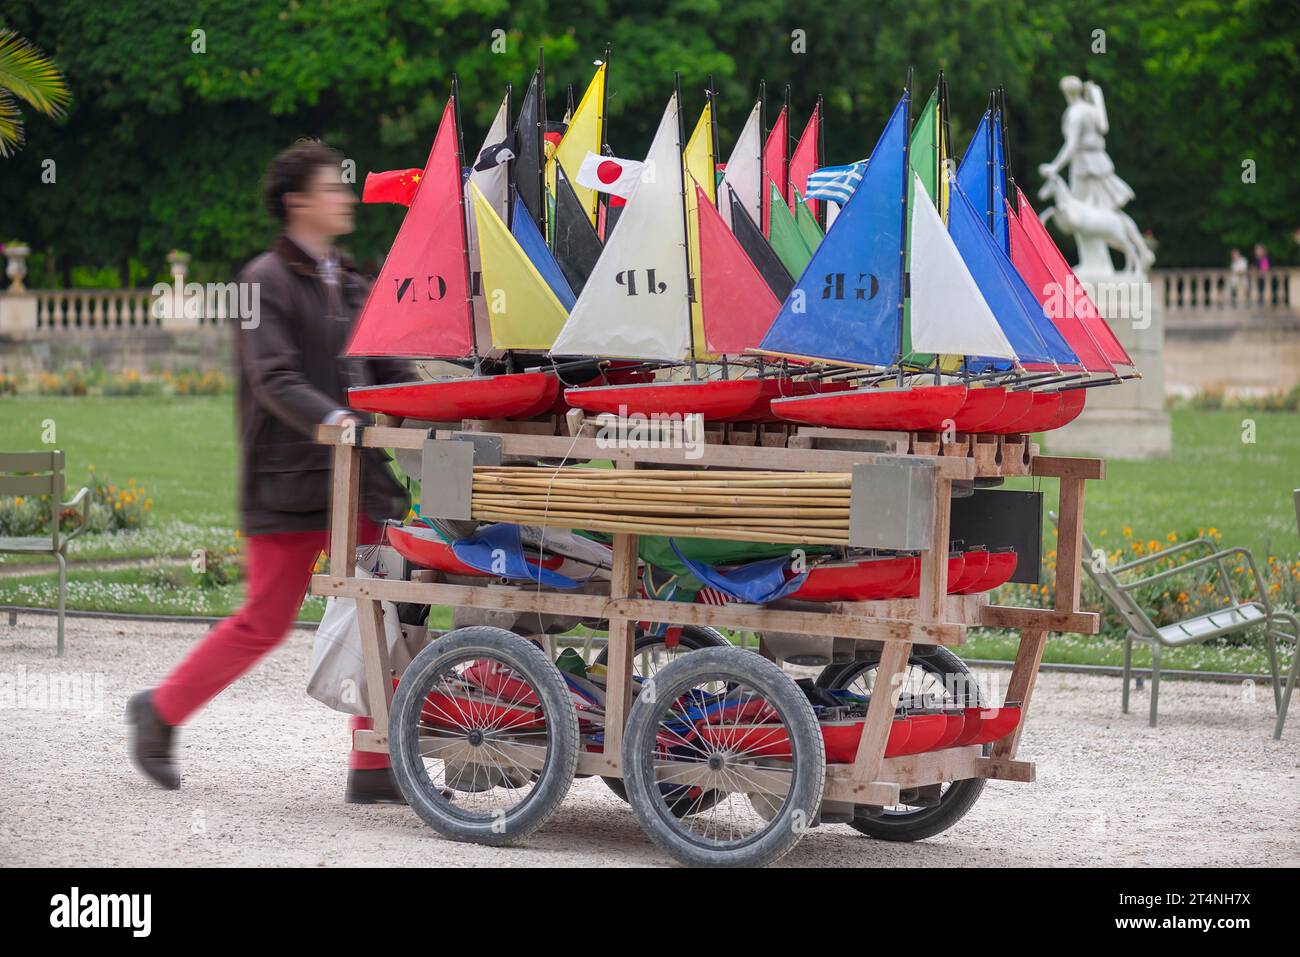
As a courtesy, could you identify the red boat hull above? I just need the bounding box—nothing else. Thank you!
[948,549,989,593]
[788,556,916,602]
[347,372,559,421]
[969,550,1018,592]
[726,377,853,423]
[978,389,1036,434]
[771,384,969,432]
[951,387,1008,432]
[564,378,764,419]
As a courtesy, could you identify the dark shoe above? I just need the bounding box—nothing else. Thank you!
[345,767,407,805]
[126,690,180,790]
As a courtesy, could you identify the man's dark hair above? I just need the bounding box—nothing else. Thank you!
[261,139,344,224]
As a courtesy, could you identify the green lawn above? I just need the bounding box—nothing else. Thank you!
[1,397,1296,672]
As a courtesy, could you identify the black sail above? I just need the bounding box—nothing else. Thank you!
[510,70,546,234]
[552,165,604,297]
[728,188,795,301]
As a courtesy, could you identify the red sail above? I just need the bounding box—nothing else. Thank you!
[697,184,781,354]
[1007,200,1113,373]
[346,98,474,359]
[788,103,820,220]
[1014,187,1134,368]
[761,105,787,236]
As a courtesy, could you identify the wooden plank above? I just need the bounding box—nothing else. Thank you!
[356,598,394,731]
[998,435,1031,475]
[314,423,978,479]
[876,744,982,788]
[849,639,911,783]
[311,575,966,645]
[979,604,1099,634]
[917,477,953,622]
[821,769,900,806]
[975,756,1036,783]
[990,628,1047,761]
[0,451,58,471]
[601,532,640,772]
[1054,476,1086,613]
[910,432,941,457]
[462,417,559,436]
[329,443,360,578]
[0,474,56,495]
[1031,455,1105,480]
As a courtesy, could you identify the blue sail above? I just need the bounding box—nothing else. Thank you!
[957,111,992,228]
[756,94,909,366]
[949,180,1054,365]
[510,196,576,311]
[991,112,1010,255]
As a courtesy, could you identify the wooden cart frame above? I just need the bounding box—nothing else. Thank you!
[311,420,1102,815]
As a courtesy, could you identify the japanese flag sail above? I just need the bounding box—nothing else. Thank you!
[909,172,1015,359]
[576,151,644,198]
[718,100,762,231]
[549,94,691,360]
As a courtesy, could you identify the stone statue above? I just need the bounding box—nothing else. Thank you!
[1037,77,1154,276]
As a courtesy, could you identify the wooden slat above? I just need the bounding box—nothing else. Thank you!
[990,628,1047,762]
[357,598,394,731]
[0,474,57,495]
[311,574,965,645]
[0,451,58,471]
[1031,455,1106,480]
[918,478,953,622]
[979,604,1099,634]
[849,640,911,783]
[601,531,640,771]
[315,423,978,479]
[329,443,360,578]
[1054,476,1086,613]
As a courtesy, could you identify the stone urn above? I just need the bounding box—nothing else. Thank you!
[4,243,30,293]
[166,249,191,282]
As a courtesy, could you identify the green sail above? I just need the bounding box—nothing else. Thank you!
[792,186,825,253]
[768,181,816,277]
[902,89,940,366]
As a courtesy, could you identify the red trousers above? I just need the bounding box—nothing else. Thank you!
[153,519,388,770]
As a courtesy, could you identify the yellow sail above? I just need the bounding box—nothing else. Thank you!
[470,182,570,351]
[683,102,715,360]
[545,62,606,226]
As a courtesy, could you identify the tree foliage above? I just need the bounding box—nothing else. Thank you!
[1,0,1295,281]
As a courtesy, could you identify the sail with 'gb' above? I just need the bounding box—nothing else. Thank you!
[343,86,563,422]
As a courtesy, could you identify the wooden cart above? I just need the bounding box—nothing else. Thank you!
[311,417,1102,867]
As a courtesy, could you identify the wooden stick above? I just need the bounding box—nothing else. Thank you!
[469,509,849,544]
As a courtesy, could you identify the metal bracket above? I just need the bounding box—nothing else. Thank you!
[418,435,500,520]
[848,458,936,550]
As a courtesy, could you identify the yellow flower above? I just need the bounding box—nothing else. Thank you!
[114,502,122,510]
[1167,532,1177,542]
[1208,527,1218,538]
[1177,592,1188,602]
[14,496,22,506]
[1123,526,1132,538]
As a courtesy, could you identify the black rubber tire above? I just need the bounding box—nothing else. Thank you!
[389,626,579,846]
[622,647,825,867]
[817,646,988,842]
[597,625,731,810]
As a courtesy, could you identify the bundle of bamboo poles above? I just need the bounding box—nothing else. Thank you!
[469,467,851,545]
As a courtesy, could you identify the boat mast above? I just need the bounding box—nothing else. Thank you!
[815,92,826,230]
[708,73,720,208]
[999,85,1015,218]
[985,90,996,234]
[536,48,548,242]
[895,69,913,388]
[504,81,514,230]
[451,74,481,372]
[783,83,792,207]
[674,73,699,380]
[600,44,611,154]
[758,79,767,234]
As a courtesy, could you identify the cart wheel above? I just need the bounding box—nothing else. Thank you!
[389,626,579,847]
[622,647,825,867]
[817,646,987,842]
[597,625,730,812]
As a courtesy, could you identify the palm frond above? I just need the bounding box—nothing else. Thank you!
[0,28,70,119]
[0,88,23,158]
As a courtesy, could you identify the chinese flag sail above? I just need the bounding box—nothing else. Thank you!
[346,98,474,359]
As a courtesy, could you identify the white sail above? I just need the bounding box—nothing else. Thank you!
[549,95,692,361]
[470,91,511,220]
[718,100,762,231]
[909,172,1016,359]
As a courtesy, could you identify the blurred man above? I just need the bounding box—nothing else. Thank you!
[127,140,413,803]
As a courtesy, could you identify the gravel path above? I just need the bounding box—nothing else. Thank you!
[2,615,1296,867]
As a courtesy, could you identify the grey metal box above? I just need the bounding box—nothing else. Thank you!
[848,459,936,550]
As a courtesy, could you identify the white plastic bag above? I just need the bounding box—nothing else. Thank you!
[306,567,426,716]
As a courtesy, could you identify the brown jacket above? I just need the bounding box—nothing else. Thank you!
[233,235,411,535]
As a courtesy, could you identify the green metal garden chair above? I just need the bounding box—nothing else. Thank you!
[1072,520,1297,739]
[0,451,90,656]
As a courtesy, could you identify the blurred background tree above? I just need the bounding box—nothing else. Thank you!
[0,0,1295,284]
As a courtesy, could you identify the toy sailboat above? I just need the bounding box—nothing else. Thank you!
[762,80,1130,434]
[344,83,563,421]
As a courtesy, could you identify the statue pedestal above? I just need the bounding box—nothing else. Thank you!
[1046,273,1172,459]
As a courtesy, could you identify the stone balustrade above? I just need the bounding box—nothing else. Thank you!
[1155,266,1298,317]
